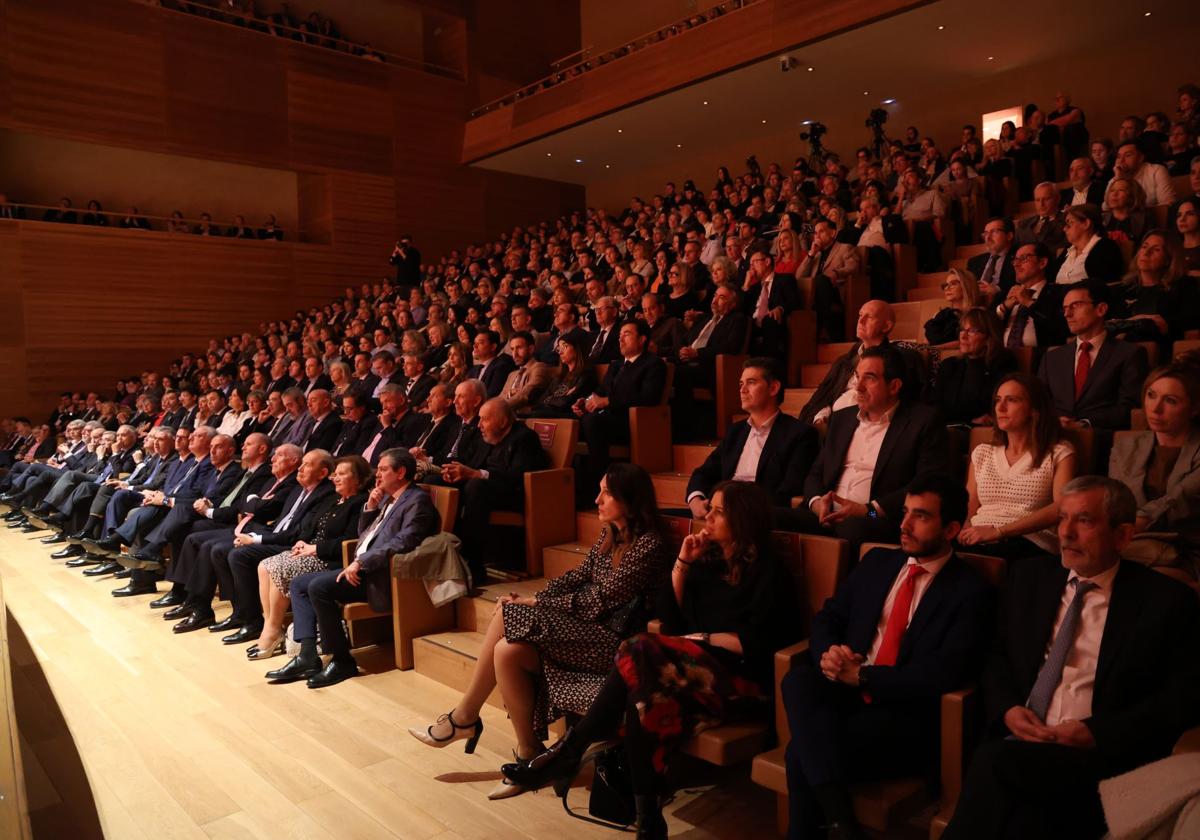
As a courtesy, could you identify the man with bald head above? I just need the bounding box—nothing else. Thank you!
[1060,157,1105,207]
[439,398,547,582]
[299,389,342,453]
[164,443,303,623]
[799,300,928,426]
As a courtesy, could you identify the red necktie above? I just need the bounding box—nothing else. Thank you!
[874,565,928,668]
[1074,340,1092,401]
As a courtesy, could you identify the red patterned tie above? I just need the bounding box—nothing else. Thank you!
[1074,340,1092,401]
[874,565,927,668]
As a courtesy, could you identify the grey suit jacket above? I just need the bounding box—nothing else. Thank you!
[355,484,441,612]
[1108,429,1200,527]
[797,242,861,284]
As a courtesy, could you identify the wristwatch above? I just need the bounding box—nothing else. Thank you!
[866,504,879,520]
[701,632,711,646]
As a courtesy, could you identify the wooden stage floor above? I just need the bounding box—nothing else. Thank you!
[0,524,777,839]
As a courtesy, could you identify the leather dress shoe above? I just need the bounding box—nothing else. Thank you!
[209,617,242,633]
[30,504,52,517]
[83,561,122,577]
[149,591,185,609]
[41,532,67,545]
[114,569,131,579]
[68,528,93,542]
[51,544,85,559]
[65,554,102,567]
[112,582,157,597]
[173,613,215,633]
[45,512,67,525]
[90,535,123,553]
[4,509,26,520]
[307,658,358,689]
[265,655,322,683]
[19,522,45,533]
[222,626,261,645]
[162,604,192,621]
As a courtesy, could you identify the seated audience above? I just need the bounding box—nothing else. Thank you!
[501,479,798,832]
[924,267,983,345]
[409,463,670,801]
[82,199,108,226]
[1054,203,1125,285]
[268,449,438,688]
[943,477,1200,840]
[496,331,552,411]
[467,329,516,399]
[527,331,595,419]
[796,218,862,342]
[896,170,947,272]
[1101,177,1148,246]
[969,218,1017,302]
[1038,279,1147,430]
[783,345,949,548]
[1109,363,1200,580]
[1111,139,1177,207]
[1061,157,1106,207]
[685,357,818,519]
[782,475,993,840]
[931,307,1018,424]
[1015,182,1067,254]
[995,242,1069,348]
[959,374,1076,559]
[1177,197,1200,275]
[1112,230,1197,343]
[743,246,801,357]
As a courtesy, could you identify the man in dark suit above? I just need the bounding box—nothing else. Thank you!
[1060,157,1107,208]
[300,357,333,397]
[300,390,342,452]
[1037,279,1146,430]
[744,246,802,358]
[268,449,440,688]
[389,236,422,289]
[166,444,302,628]
[410,383,461,468]
[467,329,516,399]
[359,385,430,466]
[440,398,547,582]
[537,302,589,365]
[784,346,949,550]
[176,389,201,430]
[265,359,294,395]
[399,352,437,409]
[1014,182,1067,254]
[784,475,995,840]
[994,242,1068,348]
[673,283,752,439]
[943,477,1200,840]
[685,357,818,518]
[577,320,668,490]
[330,391,378,457]
[585,297,623,364]
[30,426,138,526]
[968,218,1018,302]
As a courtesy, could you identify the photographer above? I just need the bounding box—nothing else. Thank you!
[389,235,422,290]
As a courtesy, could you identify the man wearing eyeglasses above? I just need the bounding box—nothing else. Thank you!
[969,217,1017,302]
[1036,279,1146,431]
[995,243,1068,348]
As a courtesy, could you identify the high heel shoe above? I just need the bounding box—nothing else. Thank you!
[488,748,540,800]
[407,709,483,754]
[500,728,584,794]
[246,636,285,660]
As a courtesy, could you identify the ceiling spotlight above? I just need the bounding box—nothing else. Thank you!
[605,164,611,169]
[862,91,869,95]
[937,24,944,30]
[1144,10,1151,15]
[545,152,551,157]
[575,158,582,163]
[702,100,709,105]
[676,143,682,148]
[801,119,813,125]
[761,119,767,124]
[806,66,814,72]
[987,55,995,60]
[617,129,623,134]
[882,98,896,105]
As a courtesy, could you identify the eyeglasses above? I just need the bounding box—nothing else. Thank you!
[1012,254,1038,263]
[668,271,680,277]
[958,328,984,336]
[940,280,961,290]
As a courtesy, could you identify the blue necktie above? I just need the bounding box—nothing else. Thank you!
[1026,579,1099,721]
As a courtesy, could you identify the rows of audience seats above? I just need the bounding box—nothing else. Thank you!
[3,79,1200,839]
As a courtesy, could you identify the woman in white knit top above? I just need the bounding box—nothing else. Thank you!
[959,373,1076,558]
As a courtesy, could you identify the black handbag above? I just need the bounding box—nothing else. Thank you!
[561,743,636,831]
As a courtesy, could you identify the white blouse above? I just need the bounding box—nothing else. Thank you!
[970,440,1074,552]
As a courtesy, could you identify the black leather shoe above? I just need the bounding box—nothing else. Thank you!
[19,522,44,533]
[173,613,215,633]
[209,617,242,633]
[45,512,67,525]
[4,509,26,520]
[163,604,192,621]
[307,658,358,689]
[51,544,85,559]
[501,730,584,791]
[114,569,131,579]
[112,582,156,597]
[266,655,322,683]
[41,532,67,545]
[149,592,185,609]
[30,504,52,517]
[6,517,29,529]
[222,626,261,645]
[68,528,93,541]
[65,554,102,567]
[90,535,123,553]
[83,561,122,576]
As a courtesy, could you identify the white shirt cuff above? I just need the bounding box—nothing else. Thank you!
[686,492,705,504]
[252,534,262,544]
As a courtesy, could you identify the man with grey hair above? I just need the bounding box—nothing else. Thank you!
[587,296,622,364]
[944,476,1200,840]
[30,424,138,527]
[1014,182,1067,253]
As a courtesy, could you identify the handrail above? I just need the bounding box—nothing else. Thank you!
[549,44,593,71]
[139,0,464,80]
[469,0,762,117]
[1,201,309,238]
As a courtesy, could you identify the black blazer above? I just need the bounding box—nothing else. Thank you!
[687,412,818,506]
[462,423,548,495]
[803,400,949,520]
[797,340,929,425]
[468,354,517,399]
[331,414,377,457]
[1060,182,1106,208]
[967,250,1017,296]
[416,414,462,463]
[228,473,300,526]
[207,464,275,521]
[999,281,1069,347]
[743,273,802,318]
[681,312,751,360]
[982,558,1200,773]
[404,373,437,408]
[1037,337,1146,430]
[304,413,343,453]
[1052,235,1125,284]
[314,493,368,567]
[254,479,338,545]
[810,547,994,705]
[585,325,623,364]
[597,353,668,410]
[931,353,1019,425]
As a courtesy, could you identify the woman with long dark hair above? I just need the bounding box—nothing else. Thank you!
[930,307,1018,424]
[408,464,671,800]
[502,480,802,837]
[527,330,596,418]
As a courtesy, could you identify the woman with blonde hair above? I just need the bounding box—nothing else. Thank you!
[1102,176,1148,245]
[1112,230,1195,342]
[772,228,802,276]
[924,267,982,344]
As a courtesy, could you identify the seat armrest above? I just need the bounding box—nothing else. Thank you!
[774,640,811,742]
[647,619,662,634]
[938,686,978,824]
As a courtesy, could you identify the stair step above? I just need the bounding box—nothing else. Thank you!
[916,271,948,288]
[650,472,689,508]
[672,444,715,473]
[459,580,546,631]
[801,363,830,388]
[544,542,589,579]
[412,631,504,709]
[816,342,855,363]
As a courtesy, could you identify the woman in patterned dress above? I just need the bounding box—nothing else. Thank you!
[957,373,1076,559]
[501,481,802,838]
[245,455,371,659]
[408,463,671,799]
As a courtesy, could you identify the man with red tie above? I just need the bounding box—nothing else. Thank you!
[781,475,995,840]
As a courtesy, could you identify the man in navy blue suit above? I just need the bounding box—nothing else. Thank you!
[782,474,995,840]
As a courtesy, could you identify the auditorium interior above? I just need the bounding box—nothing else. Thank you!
[2,0,1200,838]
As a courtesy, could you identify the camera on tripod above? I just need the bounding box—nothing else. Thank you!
[865,108,889,131]
[799,121,827,145]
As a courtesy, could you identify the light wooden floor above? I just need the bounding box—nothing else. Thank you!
[0,524,777,839]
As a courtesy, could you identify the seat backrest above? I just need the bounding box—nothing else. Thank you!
[861,542,1006,588]
[524,418,578,470]
[418,483,460,531]
[795,533,851,634]
[1175,339,1200,359]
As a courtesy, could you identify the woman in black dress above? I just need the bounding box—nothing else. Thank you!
[246,456,370,659]
[931,307,1017,425]
[924,267,983,345]
[502,480,802,838]
[527,331,596,418]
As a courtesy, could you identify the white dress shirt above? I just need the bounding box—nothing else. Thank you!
[1043,563,1118,726]
[1055,234,1100,284]
[999,280,1047,347]
[810,405,894,511]
[866,551,953,664]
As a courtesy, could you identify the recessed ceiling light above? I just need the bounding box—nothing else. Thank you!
[761,119,767,124]
[575,158,582,164]
[862,91,869,95]
[676,143,682,148]
[617,129,623,134]
[801,119,813,125]
[605,164,610,169]
[806,66,814,72]
[1144,10,1151,15]
[987,55,995,60]
[546,152,551,157]
[703,100,709,105]
[882,98,896,105]
[937,24,944,30]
